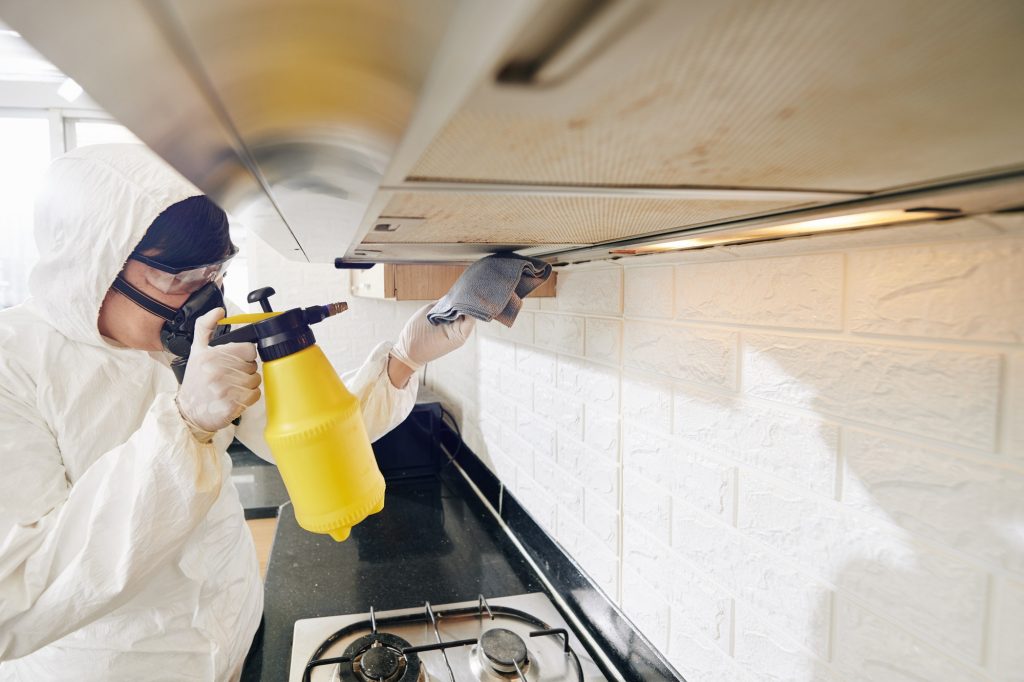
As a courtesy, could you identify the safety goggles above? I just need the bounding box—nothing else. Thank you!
[129,246,238,294]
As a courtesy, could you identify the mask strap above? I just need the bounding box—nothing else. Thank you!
[111,275,178,322]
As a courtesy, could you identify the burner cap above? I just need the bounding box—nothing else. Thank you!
[360,643,400,680]
[339,633,420,682]
[480,627,529,671]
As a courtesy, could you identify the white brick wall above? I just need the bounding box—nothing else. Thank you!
[248,216,1024,682]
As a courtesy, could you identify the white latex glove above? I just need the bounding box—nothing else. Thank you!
[176,308,261,437]
[390,302,475,371]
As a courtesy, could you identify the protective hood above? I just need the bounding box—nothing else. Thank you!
[28,144,200,346]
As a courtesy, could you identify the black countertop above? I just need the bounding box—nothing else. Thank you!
[243,470,543,681]
[235,387,683,682]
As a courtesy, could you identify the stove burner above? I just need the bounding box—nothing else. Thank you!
[340,633,420,682]
[360,643,400,680]
[479,627,529,674]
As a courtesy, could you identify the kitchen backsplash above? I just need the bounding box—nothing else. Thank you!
[245,213,1024,682]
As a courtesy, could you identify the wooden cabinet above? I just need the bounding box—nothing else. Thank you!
[351,264,556,301]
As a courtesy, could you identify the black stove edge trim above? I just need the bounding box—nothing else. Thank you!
[440,425,688,682]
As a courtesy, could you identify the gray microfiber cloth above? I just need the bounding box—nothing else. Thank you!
[427,254,552,327]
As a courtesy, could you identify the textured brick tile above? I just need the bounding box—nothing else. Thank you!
[583,408,620,460]
[533,384,584,442]
[625,525,735,656]
[622,569,670,651]
[623,470,671,545]
[734,604,839,682]
[552,267,622,315]
[669,628,753,682]
[499,366,532,407]
[624,321,738,388]
[478,387,515,423]
[583,495,619,554]
[843,429,1024,573]
[513,477,557,535]
[498,430,534,478]
[534,313,585,355]
[833,598,987,682]
[556,512,619,597]
[674,451,735,523]
[738,474,987,659]
[477,359,502,392]
[497,310,534,344]
[671,503,832,658]
[485,450,519,489]
[477,335,516,367]
[558,356,620,411]
[849,239,1024,342]
[623,425,734,523]
[622,373,673,434]
[534,455,584,522]
[623,423,675,481]
[584,317,622,365]
[668,564,734,654]
[622,521,677,594]
[512,481,561,532]
[743,333,1001,449]
[515,346,556,384]
[994,578,1024,681]
[513,411,555,461]
[557,436,618,510]
[624,266,674,318]
[673,387,838,496]
[676,254,843,330]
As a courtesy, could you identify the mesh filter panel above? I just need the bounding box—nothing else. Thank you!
[409,1,1024,192]
[363,191,799,245]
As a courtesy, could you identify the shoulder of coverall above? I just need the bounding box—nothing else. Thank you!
[0,304,55,405]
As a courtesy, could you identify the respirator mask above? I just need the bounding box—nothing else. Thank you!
[111,247,237,382]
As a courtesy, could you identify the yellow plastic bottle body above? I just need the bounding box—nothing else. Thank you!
[263,344,385,541]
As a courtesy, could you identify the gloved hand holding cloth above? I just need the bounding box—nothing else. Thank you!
[390,302,475,372]
[426,253,551,327]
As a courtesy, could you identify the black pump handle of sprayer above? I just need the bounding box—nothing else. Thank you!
[209,284,348,349]
[209,304,349,349]
[209,323,261,347]
[248,287,276,312]
[210,286,276,348]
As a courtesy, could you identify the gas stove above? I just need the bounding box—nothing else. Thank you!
[289,593,609,682]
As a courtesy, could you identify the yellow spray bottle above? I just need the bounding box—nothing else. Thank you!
[212,287,384,541]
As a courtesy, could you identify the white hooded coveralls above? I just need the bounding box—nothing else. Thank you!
[0,145,418,680]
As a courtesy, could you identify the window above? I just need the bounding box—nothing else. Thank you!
[68,118,140,149]
[0,113,51,308]
[0,113,145,308]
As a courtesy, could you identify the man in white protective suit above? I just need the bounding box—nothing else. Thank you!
[0,144,474,680]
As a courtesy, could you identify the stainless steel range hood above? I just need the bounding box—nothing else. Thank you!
[0,0,539,260]
[2,0,1022,265]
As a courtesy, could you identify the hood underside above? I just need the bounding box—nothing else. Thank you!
[3,0,1022,266]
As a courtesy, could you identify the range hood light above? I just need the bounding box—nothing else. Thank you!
[613,208,958,255]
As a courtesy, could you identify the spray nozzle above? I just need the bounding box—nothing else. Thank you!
[210,286,348,359]
[303,302,348,325]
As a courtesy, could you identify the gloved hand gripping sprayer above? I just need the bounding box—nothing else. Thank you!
[211,287,384,541]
